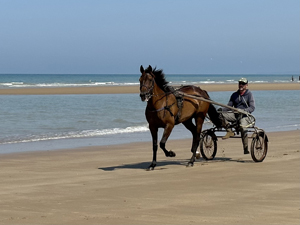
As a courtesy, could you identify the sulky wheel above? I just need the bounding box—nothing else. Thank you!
[250,131,268,162]
[200,131,217,160]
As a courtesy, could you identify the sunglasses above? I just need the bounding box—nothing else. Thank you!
[239,82,247,85]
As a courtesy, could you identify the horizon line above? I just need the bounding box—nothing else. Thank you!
[0,72,299,75]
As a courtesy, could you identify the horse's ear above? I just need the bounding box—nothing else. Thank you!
[140,65,144,73]
[148,65,152,72]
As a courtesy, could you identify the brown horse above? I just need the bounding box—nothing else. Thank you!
[139,65,221,170]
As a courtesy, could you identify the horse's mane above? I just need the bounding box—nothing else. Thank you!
[145,66,169,91]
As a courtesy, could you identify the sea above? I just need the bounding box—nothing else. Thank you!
[0,74,299,154]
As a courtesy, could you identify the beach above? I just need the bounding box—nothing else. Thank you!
[0,82,299,95]
[0,130,299,224]
[1,0,299,223]
[0,82,299,224]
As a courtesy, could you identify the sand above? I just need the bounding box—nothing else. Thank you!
[0,82,299,95]
[0,130,299,224]
[1,83,299,224]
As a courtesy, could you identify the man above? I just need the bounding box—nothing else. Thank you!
[218,78,255,154]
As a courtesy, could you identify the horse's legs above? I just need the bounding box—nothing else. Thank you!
[191,115,205,165]
[160,123,176,157]
[183,115,205,166]
[148,125,158,170]
[182,118,197,153]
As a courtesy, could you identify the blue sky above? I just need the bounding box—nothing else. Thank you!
[0,0,299,74]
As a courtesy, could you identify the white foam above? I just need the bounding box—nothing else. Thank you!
[274,124,300,129]
[0,125,149,145]
[0,81,140,88]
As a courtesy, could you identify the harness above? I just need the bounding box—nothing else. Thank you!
[147,86,184,123]
[149,102,176,116]
[141,72,183,122]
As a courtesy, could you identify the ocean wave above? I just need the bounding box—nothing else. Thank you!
[0,125,149,145]
[273,80,292,83]
[0,82,25,86]
[274,124,300,129]
[252,80,268,83]
[0,82,140,88]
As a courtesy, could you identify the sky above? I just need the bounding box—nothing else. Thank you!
[0,0,299,74]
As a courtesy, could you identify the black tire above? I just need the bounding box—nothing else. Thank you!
[200,132,217,160]
[250,132,268,162]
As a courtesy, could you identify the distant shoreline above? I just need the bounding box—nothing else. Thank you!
[0,82,299,95]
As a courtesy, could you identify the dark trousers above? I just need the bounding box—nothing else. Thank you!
[219,111,255,150]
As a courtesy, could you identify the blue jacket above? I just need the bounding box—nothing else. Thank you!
[225,89,255,113]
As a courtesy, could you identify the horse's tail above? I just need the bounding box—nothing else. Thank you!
[207,104,222,128]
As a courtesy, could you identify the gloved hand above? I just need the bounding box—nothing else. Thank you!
[235,108,249,115]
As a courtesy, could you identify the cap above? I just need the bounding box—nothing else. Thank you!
[238,78,248,84]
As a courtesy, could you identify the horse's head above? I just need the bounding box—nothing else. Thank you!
[139,65,155,102]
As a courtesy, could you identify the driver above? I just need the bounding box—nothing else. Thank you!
[218,78,255,154]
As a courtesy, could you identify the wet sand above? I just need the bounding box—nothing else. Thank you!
[0,82,299,95]
[0,130,299,224]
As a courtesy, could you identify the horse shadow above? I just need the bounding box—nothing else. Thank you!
[98,156,251,171]
[201,157,253,164]
[98,160,186,171]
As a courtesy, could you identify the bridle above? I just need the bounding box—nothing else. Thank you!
[140,73,155,101]
[139,71,180,119]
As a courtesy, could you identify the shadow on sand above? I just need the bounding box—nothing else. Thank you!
[98,156,252,171]
[98,160,185,171]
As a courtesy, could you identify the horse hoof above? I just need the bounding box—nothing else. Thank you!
[168,150,176,157]
[146,164,156,171]
[186,162,194,167]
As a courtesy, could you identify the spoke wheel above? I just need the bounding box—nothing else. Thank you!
[251,132,268,162]
[200,132,217,160]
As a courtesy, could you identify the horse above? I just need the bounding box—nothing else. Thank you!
[139,65,222,170]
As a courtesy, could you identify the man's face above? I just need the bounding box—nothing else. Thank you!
[238,82,248,92]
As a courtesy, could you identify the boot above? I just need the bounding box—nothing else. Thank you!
[222,129,235,139]
[244,146,249,154]
[241,129,249,154]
